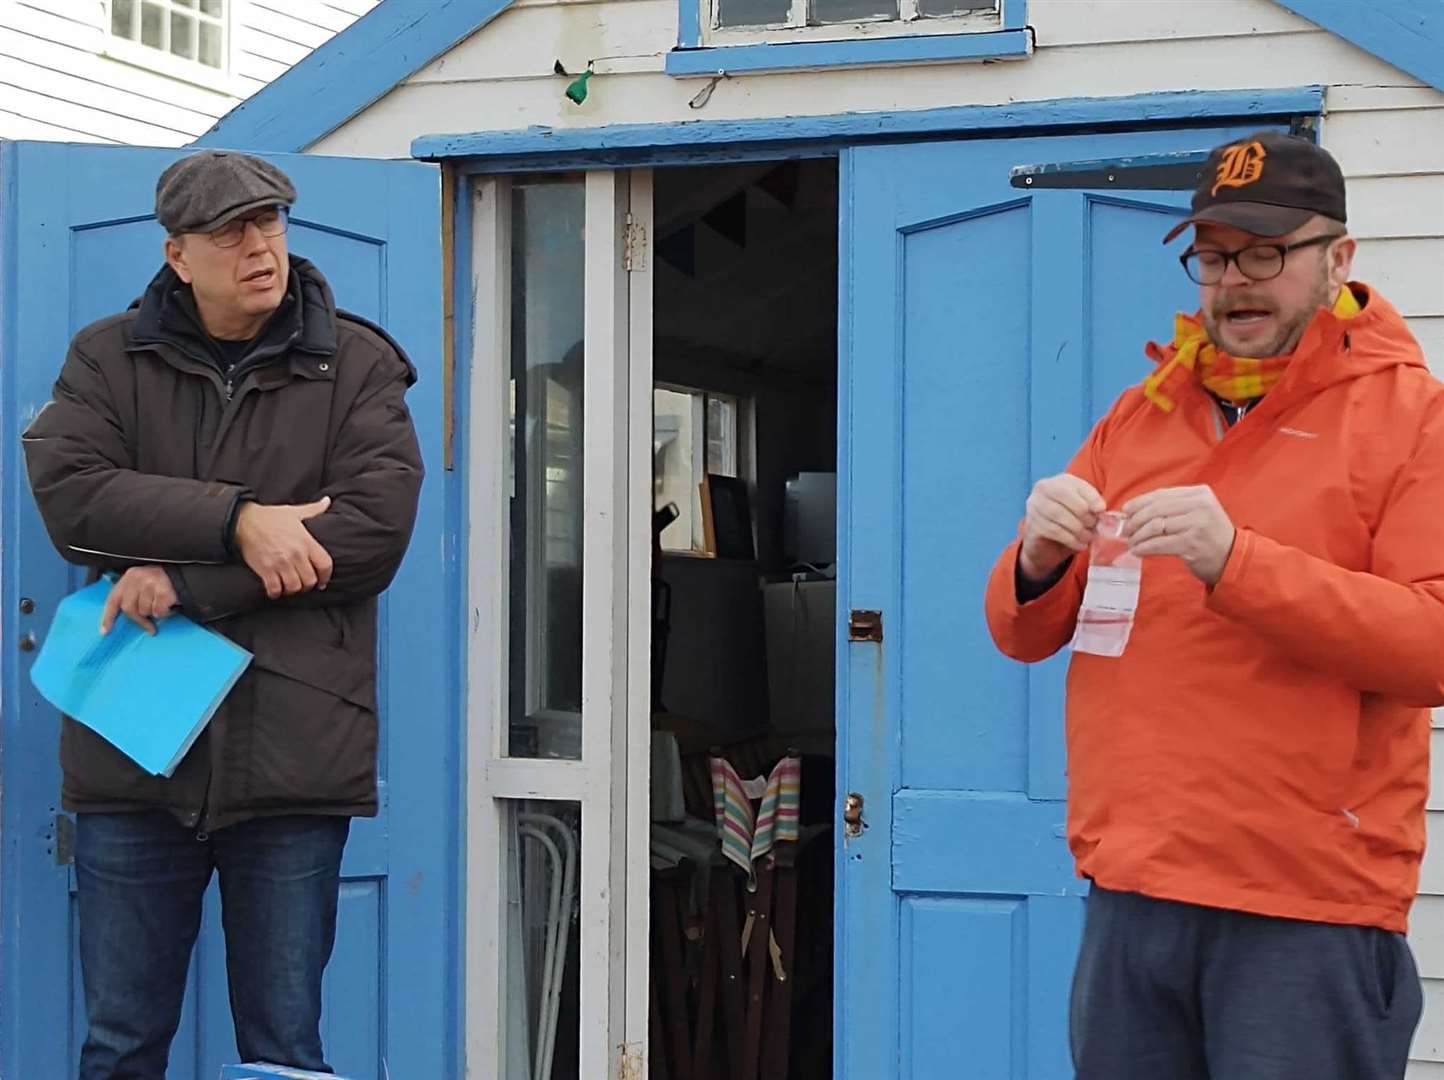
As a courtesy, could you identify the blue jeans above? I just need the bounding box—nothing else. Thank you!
[74,811,350,1080]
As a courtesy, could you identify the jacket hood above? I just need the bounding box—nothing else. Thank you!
[129,254,339,367]
[1144,283,1426,408]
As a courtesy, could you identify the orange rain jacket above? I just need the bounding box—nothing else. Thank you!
[985,284,1444,932]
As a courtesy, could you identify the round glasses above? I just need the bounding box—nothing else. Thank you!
[209,207,289,249]
[1180,232,1341,286]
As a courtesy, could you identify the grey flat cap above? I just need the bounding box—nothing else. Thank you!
[155,149,296,235]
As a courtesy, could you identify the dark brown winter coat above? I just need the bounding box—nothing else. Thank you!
[22,256,422,830]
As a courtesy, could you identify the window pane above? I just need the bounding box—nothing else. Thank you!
[655,389,699,553]
[198,20,223,66]
[705,395,737,477]
[716,0,790,28]
[140,1,164,48]
[916,0,993,15]
[174,0,197,8]
[171,12,198,60]
[509,179,585,760]
[111,0,136,38]
[200,0,224,15]
[502,799,580,1080]
[808,0,896,22]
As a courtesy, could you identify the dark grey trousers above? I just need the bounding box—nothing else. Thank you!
[1071,885,1423,1080]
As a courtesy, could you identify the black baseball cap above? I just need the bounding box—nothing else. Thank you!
[1162,131,1347,244]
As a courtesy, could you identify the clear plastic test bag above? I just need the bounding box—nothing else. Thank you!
[1071,510,1142,658]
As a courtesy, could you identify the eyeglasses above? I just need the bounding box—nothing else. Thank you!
[208,207,289,249]
[1180,233,1342,286]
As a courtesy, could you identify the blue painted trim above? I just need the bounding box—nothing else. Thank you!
[0,140,23,1080]
[665,28,1029,76]
[195,0,516,152]
[1271,0,1444,94]
[679,0,703,50]
[1000,0,1026,31]
[413,86,1325,167]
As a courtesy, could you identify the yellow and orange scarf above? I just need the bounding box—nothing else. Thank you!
[1143,287,1362,412]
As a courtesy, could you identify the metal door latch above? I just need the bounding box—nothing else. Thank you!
[843,792,865,839]
[848,610,882,643]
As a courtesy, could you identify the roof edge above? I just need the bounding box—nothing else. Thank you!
[1270,0,1444,94]
[194,0,516,153]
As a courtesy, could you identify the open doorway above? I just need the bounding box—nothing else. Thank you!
[646,159,840,1080]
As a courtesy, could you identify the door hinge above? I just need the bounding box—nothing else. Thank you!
[843,792,865,839]
[623,214,647,273]
[618,1042,644,1080]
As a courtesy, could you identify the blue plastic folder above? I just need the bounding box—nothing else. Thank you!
[29,579,252,777]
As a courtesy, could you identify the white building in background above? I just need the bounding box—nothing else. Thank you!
[0,0,379,145]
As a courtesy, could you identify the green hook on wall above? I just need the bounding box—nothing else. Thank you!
[554,59,594,105]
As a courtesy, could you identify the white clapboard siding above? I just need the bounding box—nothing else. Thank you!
[1409,1062,1444,1080]
[1349,175,1444,239]
[1352,238,1444,319]
[1327,108,1444,178]
[1414,318,1444,376]
[0,0,379,146]
[1416,981,1444,1063]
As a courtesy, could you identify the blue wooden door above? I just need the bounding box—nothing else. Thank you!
[0,142,455,1079]
[836,124,1286,1079]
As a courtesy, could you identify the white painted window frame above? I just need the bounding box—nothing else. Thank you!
[654,382,743,555]
[465,170,655,1079]
[707,0,1000,45]
[103,0,238,94]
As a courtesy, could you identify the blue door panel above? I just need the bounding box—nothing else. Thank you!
[900,203,1032,795]
[838,121,1290,1080]
[1,141,454,1080]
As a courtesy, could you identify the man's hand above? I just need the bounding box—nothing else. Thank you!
[1122,485,1236,586]
[100,566,179,635]
[1020,474,1106,582]
[233,497,334,600]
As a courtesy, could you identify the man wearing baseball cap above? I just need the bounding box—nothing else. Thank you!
[24,149,422,1076]
[986,130,1443,1077]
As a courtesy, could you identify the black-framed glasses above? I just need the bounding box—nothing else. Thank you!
[209,207,289,249]
[1180,232,1342,286]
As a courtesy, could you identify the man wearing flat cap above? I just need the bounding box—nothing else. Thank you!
[23,149,422,1077]
[987,130,1444,1076]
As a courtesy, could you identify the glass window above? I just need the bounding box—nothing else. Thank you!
[109,0,227,70]
[509,180,586,760]
[712,0,999,32]
[809,0,896,23]
[716,0,791,28]
[916,0,994,16]
[502,800,580,1078]
[655,386,740,555]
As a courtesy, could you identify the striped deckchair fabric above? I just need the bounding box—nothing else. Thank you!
[710,753,802,889]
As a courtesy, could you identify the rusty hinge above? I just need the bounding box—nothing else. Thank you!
[618,1042,643,1080]
[848,609,882,642]
[622,214,647,273]
[842,792,865,839]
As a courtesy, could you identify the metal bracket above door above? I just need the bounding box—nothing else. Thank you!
[1009,115,1319,192]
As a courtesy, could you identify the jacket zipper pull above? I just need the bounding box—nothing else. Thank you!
[224,378,234,401]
